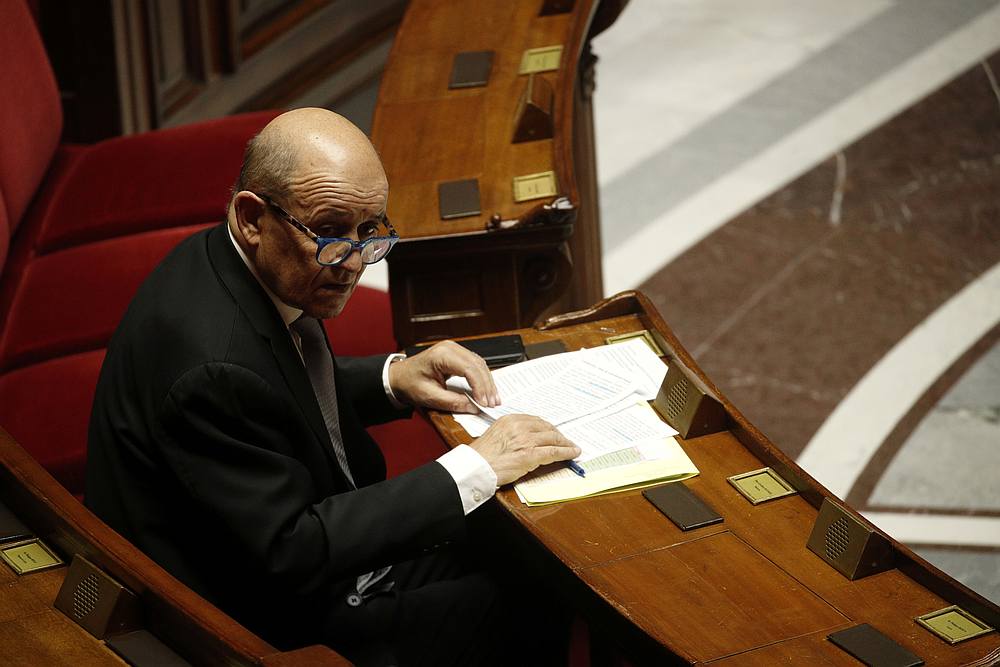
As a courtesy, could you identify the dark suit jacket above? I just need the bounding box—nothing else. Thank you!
[86,223,465,648]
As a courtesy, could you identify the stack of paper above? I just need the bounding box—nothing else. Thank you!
[448,338,700,505]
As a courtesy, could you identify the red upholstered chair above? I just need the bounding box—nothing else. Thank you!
[0,0,445,497]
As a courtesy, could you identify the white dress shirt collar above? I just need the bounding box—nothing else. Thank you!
[227,223,302,328]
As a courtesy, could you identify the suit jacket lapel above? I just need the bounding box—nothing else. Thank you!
[206,224,348,484]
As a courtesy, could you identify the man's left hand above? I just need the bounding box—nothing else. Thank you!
[388,341,499,413]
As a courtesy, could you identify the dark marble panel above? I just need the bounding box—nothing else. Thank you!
[640,52,1000,458]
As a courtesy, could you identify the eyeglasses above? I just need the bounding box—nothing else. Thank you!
[256,193,399,266]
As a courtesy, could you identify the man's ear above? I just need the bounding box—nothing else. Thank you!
[232,191,266,248]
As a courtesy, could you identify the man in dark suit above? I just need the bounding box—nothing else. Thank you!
[86,108,580,665]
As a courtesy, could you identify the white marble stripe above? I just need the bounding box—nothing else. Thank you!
[863,512,1000,548]
[798,261,1000,500]
[590,0,892,187]
[602,4,1000,295]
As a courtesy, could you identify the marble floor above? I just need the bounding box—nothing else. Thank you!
[589,0,1000,604]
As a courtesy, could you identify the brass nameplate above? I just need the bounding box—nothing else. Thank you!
[728,468,796,505]
[1,538,63,575]
[605,330,664,356]
[519,45,563,74]
[513,171,557,202]
[916,606,995,644]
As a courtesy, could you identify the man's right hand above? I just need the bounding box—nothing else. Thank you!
[470,415,581,486]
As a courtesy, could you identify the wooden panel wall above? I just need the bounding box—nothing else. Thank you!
[37,0,405,142]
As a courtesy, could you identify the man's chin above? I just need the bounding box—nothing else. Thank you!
[307,285,356,319]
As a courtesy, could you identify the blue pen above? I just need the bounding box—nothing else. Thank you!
[567,461,586,478]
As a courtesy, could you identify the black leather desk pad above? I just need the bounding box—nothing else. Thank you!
[524,339,567,360]
[438,179,481,220]
[407,334,525,369]
[449,50,494,89]
[0,500,31,543]
[106,629,191,666]
[643,482,723,531]
[828,624,924,667]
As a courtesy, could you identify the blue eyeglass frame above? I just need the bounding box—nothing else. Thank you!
[255,192,399,266]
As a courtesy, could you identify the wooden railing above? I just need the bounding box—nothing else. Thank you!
[0,427,350,666]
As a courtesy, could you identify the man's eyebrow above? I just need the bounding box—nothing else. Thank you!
[312,214,385,236]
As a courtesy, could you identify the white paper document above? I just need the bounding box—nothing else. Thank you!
[477,356,635,425]
[513,435,699,506]
[448,337,667,426]
[455,399,679,461]
[579,337,667,400]
[445,338,698,505]
[558,400,677,461]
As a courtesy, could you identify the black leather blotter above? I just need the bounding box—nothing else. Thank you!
[106,629,191,666]
[525,339,567,360]
[438,179,481,220]
[643,483,723,531]
[540,0,575,15]
[449,50,494,89]
[828,624,924,667]
[0,500,31,544]
[407,334,525,369]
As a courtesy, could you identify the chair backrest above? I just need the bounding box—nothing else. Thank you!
[0,0,62,244]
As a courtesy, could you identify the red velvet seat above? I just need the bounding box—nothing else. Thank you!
[0,224,210,370]
[0,350,105,495]
[33,114,286,253]
[0,0,446,497]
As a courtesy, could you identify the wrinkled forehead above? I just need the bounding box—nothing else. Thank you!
[285,142,389,223]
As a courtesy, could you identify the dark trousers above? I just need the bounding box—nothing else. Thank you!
[324,501,572,666]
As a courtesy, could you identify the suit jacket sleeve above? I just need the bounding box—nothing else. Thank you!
[153,361,463,600]
[335,353,412,426]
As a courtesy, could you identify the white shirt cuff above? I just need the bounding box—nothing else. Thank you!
[381,353,407,409]
[437,444,498,515]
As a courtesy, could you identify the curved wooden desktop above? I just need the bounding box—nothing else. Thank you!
[0,430,350,666]
[372,0,626,346]
[427,291,1000,666]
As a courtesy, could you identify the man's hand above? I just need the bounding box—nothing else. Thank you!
[388,340,499,413]
[470,415,581,486]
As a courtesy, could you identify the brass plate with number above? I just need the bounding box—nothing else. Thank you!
[915,606,995,644]
[1,538,63,575]
[513,171,558,202]
[518,45,563,74]
[727,467,797,505]
[605,329,664,356]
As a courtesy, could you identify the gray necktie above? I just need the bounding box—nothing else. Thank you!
[290,316,392,600]
[290,316,355,487]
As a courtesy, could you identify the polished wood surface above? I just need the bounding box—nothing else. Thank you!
[373,0,620,346]
[0,429,350,666]
[426,291,1000,665]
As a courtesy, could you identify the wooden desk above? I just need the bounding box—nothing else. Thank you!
[372,0,626,346]
[427,291,1000,665]
[0,430,351,666]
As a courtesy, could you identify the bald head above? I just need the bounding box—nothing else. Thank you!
[231,108,385,208]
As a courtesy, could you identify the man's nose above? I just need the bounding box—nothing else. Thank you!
[339,245,364,272]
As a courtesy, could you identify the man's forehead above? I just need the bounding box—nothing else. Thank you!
[291,188,387,227]
[288,168,385,201]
